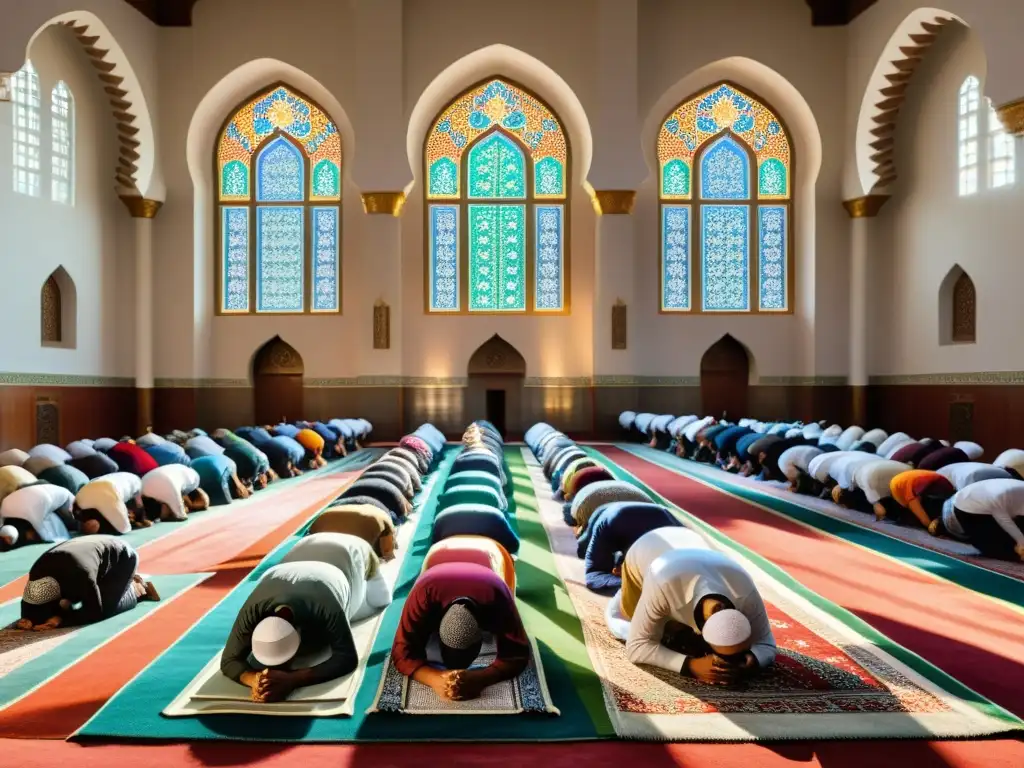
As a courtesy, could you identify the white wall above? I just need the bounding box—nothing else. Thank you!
[0,24,133,377]
[632,0,850,380]
[16,0,1023,388]
[871,23,1024,375]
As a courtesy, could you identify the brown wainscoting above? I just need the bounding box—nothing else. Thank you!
[868,385,1024,458]
[0,385,136,452]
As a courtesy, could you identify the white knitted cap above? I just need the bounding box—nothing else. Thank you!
[251,616,300,667]
[702,609,752,650]
[0,525,18,545]
[23,576,61,605]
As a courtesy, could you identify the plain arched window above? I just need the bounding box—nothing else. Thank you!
[658,83,792,313]
[952,271,976,343]
[11,60,41,197]
[958,76,980,196]
[987,99,1015,190]
[51,81,74,204]
[424,78,569,314]
[215,84,342,314]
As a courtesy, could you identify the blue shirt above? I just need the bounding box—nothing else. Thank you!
[144,442,191,467]
[736,433,762,462]
[192,455,235,505]
[433,504,520,556]
[714,426,753,454]
[272,435,305,464]
[583,503,681,591]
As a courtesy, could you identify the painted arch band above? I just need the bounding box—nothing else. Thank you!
[659,82,792,313]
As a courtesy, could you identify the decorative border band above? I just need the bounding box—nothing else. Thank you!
[0,373,134,387]
[870,372,1024,385]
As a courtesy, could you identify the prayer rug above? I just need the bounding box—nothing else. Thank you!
[369,635,559,715]
[615,444,1024,602]
[164,613,384,718]
[522,448,1023,742]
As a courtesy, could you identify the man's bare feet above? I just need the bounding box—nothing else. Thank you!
[15,618,33,630]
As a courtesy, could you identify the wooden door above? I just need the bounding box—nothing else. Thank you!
[254,373,304,425]
[700,335,749,420]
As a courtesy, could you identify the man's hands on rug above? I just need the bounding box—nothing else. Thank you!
[256,669,298,702]
[685,652,757,686]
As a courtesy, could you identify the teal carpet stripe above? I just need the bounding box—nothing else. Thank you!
[584,445,1023,728]
[618,444,1024,611]
[0,450,381,593]
[76,446,601,742]
[0,573,206,709]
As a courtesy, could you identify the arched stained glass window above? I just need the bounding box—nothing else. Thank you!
[216,84,342,314]
[658,82,792,313]
[12,60,41,198]
[425,78,569,313]
[51,81,74,205]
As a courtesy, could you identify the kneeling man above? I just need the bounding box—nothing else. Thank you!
[390,562,529,701]
[626,548,775,686]
[221,560,359,703]
[17,536,159,630]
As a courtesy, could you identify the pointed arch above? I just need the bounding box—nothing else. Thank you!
[854,9,963,195]
[215,83,342,315]
[939,265,976,345]
[51,80,74,204]
[252,336,304,425]
[467,334,527,376]
[424,77,570,314]
[700,334,752,420]
[658,81,792,313]
[41,266,76,349]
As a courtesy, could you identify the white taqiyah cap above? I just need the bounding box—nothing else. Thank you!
[0,525,19,546]
[702,609,752,649]
[251,616,300,667]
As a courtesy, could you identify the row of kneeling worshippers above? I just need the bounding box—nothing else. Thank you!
[15,420,414,669]
[0,417,372,551]
[219,421,525,703]
[385,421,527,702]
[526,423,777,686]
[621,411,1024,563]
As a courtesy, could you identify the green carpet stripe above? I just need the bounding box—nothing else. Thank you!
[585,446,1023,729]
[505,448,615,736]
[621,444,1024,611]
[77,446,603,742]
[0,573,206,708]
[0,450,381,593]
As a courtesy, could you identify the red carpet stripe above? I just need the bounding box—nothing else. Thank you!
[0,472,360,739]
[2,735,1023,767]
[598,446,1024,718]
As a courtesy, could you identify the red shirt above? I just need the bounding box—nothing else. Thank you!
[107,442,159,477]
[391,562,529,678]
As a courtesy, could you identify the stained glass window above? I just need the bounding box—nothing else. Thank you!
[12,61,41,198]
[425,78,569,313]
[658,82,792,312]
[216,84,342,313]
[50,82,74,205]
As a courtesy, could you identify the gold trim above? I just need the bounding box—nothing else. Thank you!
[592,190,636,215]
[119,196,163,219]
[843,195,890,218]
[361,191,407,216]
[995,97,1024,137]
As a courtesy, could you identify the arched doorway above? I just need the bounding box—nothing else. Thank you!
[252,336,304,425]
[467,335,526,439]
[700,334,750,420]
